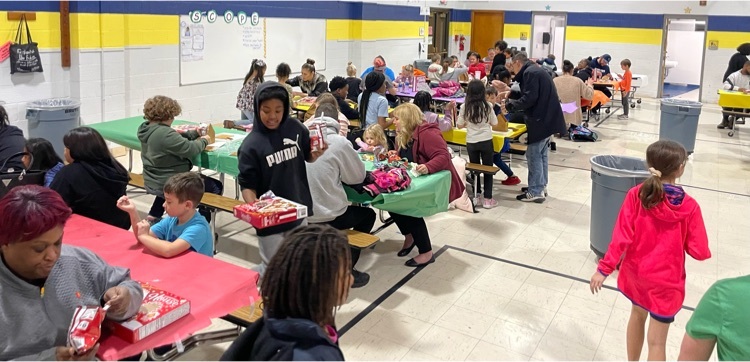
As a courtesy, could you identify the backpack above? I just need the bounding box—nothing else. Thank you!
[221,318,295,361]
[569,124,599,142]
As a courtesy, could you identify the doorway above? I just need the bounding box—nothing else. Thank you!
[658,16,707,101]
[470,11,504,61]
[530,13,566,69]
[428,9,450,60]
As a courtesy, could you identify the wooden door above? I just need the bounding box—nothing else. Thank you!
[470,11,504,59]
[429,10,449,60]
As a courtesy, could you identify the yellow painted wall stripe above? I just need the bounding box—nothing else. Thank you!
[0,11,60,49]
[328,20,431,41]
[566,26,662,45]
[706,31,749,49]
[450,21,471,36]
[504,24,531,39]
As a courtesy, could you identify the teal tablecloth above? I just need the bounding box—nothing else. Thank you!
[93,117,451,218]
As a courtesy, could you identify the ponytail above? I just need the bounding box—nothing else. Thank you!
[639,173,665,210]
[638,140,688,209]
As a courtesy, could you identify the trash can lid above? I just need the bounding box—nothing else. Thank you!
[660,98,702,108]
[27,98,81,110]
[590,155,650,177]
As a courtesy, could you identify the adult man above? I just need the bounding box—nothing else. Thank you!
[589,54,612,77]
[718,60,750,129]
[360,55,398,106]
[505,52,566,203]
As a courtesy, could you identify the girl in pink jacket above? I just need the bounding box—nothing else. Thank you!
[590,140,711,361]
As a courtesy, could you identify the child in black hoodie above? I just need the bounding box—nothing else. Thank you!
[237,82,326,276]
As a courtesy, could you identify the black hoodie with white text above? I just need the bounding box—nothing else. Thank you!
[237,82,314,237]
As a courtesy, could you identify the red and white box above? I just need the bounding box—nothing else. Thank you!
[234,195,308,229]
[107,283,191,343]
[309,122,326,152]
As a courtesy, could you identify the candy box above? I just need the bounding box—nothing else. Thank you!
[172,123,216,144]
[234,193,308,229]
[68,305,107,355]
[107,283,190,343]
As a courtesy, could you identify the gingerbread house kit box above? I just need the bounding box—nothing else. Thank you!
[107,283,191,343]
[234,192,308,229]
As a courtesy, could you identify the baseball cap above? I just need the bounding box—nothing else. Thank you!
[602,54,611,64]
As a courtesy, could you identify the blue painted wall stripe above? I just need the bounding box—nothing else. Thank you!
[0,1,58,12]
[567,13,662,29]
[505,11,532,25]
[707,16,750,32]
[451,9,472,22]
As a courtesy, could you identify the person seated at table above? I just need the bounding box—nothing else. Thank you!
[413,90,455,132]
[359,56,399,107]
[345,62,362,102]
[305,104,375,288]
[303,93,350,136]
[238,82,326,276]
[22,138,64,187]
[588,53,612,77]
[536,54,558,72]
[287,58,329,97]
[392,103,465,267]
[437,57,469,83]
[0,185,143,361]
[483,47,496,63]
[328,75,360,121]
[360,55,396,82]
[235,58,266,125]
[467,51,487,80]
[50,127,131,230]
[359,72,392,130]
[138,95,223,225]
[355,123,389,152]
[718,61,750,129]
[221,224,349,361]
[117,172,213,258]
[0,105,25,172]
[486,86,521,186]
[553,60,594,128]
[275,62,295,116]
[427,54,444,84]
[394,64,425,88]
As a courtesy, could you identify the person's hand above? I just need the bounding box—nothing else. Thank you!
[586,78,595,87]
[416,164,429,175]
[590,272,607,294]
[103,286,132,316]
[201,135,212,142]
[116,196,136,213]
[56,345,99,361]
[136,220,150,237]
[444,100,456,111]
[310,141,328,161]
[739,88,747,93]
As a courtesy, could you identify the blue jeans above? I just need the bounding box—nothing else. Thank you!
[492,153,514,177]
[525,137,550,196]
[236,110,254,126]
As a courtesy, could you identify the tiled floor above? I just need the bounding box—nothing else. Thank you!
[116,95,741,360]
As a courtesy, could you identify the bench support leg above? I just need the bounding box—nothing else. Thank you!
[210,209,218,255]
[235,178,240,200]
[128,149,133,172]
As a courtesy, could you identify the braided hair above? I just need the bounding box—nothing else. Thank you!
[359,72,385,122]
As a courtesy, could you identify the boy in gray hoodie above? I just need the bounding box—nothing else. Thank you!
[304,103,375,288]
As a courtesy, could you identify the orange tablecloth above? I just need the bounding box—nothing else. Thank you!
[63,215,259,361]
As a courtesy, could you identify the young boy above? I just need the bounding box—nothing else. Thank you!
[237,82,326,275]
[617,59,633,120]
[486,86,521,186]
[116,172,214,258]
[329,76,360,121]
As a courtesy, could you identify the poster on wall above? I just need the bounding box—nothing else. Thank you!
[180,21,205,62]
[242,20,264,50]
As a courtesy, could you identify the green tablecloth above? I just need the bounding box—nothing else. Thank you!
[93,117,451,218]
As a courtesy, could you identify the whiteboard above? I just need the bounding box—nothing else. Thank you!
[179,16,326,86]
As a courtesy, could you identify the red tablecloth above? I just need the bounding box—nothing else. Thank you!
[63,215,259,361]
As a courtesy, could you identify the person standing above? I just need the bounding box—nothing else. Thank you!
[505,52,566,203]
[722,43,750,82]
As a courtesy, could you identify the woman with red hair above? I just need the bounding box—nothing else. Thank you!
[0,185,142,360]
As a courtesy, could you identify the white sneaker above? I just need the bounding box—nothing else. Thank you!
[516,192,546,203]
[473,196,484,206]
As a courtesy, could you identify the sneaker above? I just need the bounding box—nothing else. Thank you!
[501,175,521,186]
[521,187,548,197]
[473,195,484,207]
[617,114,628,120]
[717,122,728,129]
[550,142,557,152]
[352,269,370,288]
[516,192,545,203]
[482,198,499,209]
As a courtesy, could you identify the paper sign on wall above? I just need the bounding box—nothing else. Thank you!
[520,32,528,40]
[180,21,205,62]
[708,40,718,50]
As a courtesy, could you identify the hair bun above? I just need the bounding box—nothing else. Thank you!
[306,58,316,65]
[347,61,352,66]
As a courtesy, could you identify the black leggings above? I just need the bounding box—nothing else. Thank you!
[467,139,494,199]
[390,213,432,254]
[324,206,377,267]
[148,175,224,222]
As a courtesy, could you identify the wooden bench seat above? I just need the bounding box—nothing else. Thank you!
[128,172,145,188]
[200,192,244,212]
[466,163,500,175]
[509,143,527,155]
[347,230,380,249]
[223,301,264,328]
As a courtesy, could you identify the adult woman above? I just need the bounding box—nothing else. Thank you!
[287,59,328,97]
[0,105,25,172]
[236,59,266,124]
[553,60,594,127]
[50,127,131,230]
[723,43,750,81]
[0,185,142,360]
[391,103,464,267]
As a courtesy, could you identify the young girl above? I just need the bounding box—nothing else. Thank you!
[467,51,487,80]
[427,54,443,84]
[358,72,391,129]
[236,59,267,125]
[355,124,388,152]
[221,225,350,360]
[394,64,425,88]
[23,138,64,187]
[457,80,499,209]
[413,91,454,132]
[345,62,361,102]
[485,87,521,186]
[276,62,294,115]
[590,140,711,361]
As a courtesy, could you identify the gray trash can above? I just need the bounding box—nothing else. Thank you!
[590,155,650,258]
[414,59,431,75]
[659,99,702,154]
[26,98,81,157]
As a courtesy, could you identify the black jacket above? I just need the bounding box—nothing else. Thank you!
[346,77,362,102]
[237,82,313,237]
[574,67,593,82]
[49,160,131,230]
[221,317,344,361]
[333,93,359,120]
[724,53,750,82]
[507,61,566,144]
[491,53,506,74]
[0,124,25,172]
[287,73,329,97]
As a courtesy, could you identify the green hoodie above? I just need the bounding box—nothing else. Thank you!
[137,121,208,192]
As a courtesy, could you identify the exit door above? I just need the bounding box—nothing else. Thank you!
[429,10,449,60]
[530,13,566,69]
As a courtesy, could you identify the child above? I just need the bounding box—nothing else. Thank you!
[328,76,360,121]
[355,124,388,152]
[345,62,361,102]
[138,95,223,224]
[221,224,350,360]
[276,62,294,115]
[236,59,267,124]
[303,93,350,136]
[358,72,391,129]
[483,47,496,63]
[485,86,521,186]
[413,91,454,132]
[467,51,486,80]
[50,127,130,229]
[117,172,213,258]
[457,80,499,209]
[23,138,64,187]
[590,140,711,361]
[427,54,443,84]
[617,59,633,120]
[394,64,425,88]
[237,82,326,276]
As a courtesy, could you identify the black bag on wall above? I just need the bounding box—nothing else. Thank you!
[0,152,46,198]
[10,15,43,74]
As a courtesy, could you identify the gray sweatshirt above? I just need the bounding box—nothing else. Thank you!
[0,245,143,360]
[303,116,366,223]
[723,70,750,91]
